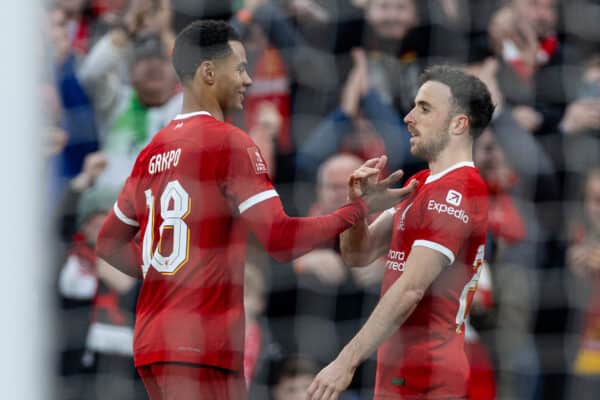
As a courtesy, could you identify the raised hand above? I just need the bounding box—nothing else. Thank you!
[349,156,418,212]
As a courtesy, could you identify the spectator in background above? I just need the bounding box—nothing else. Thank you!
[296,48,420,188]
[231,1,294,158]
[360,0,468,115]
[47,9,100,184]
[468,57,559,400]
[57,182,142,400]
[558,54,600,204]
[488,0,570,135]
[245,262,280,398]
[52,0,105,56]
[58,151,108,244]
[78,1,181,186]
[271,354,320,400]
[292,154,382,397]
[566,167,600,400]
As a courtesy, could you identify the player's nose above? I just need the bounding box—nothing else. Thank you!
[404,109,415,125]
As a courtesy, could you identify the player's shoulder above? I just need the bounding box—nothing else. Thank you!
[434,163,486,191]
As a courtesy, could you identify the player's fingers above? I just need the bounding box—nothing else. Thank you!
[378,169,404,188]
[374,155,388,172]
[361,157,381,168]
[352,167,380,180]
[307,383,320,399]
[388,184,417,199]
[308,379,327,400]
[322,386,337,400]
[307,379,318,398]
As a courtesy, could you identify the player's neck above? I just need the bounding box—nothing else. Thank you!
[182,89,225,122]
[428,144,473,176]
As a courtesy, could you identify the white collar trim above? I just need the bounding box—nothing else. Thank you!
[174,111,213,120]
[425,161,475,184]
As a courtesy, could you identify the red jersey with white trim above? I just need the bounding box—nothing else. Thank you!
[375,162,488,399]
[113,111,276,370]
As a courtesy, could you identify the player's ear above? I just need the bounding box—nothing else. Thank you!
[197,61,216,85]
[450,114,470,136]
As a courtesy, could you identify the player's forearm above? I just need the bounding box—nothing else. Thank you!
[97,239,143,279]
[244,198,368,263]
[338,280,423,369]
[340,218,374,266]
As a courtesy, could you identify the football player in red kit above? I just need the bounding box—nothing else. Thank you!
[95,20,414,400]
[308,66,495,400]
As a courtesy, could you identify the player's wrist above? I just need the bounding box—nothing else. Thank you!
[338,343,362,370]
[351,197,369,218]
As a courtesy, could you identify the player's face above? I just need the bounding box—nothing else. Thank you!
[585,175,600,232]
[215,40,253,113]
[404,81,453,161]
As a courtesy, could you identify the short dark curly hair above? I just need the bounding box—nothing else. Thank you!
[420,65,495,139]
[171,20,241,83]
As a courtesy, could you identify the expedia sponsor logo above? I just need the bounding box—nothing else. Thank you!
[385,249,406,272]
[427,199,469,224]
[445,189,462,206]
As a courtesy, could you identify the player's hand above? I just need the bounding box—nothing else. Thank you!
[349,156,418,213]
[307,358,355,400]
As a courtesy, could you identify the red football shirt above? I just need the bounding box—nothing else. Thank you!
[375,162,489,399]
[113,111,279,370]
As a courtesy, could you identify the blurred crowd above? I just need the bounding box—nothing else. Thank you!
[43,0,600,399]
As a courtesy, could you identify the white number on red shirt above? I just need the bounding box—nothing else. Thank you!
[455,244,485,330]
[142,180,190,277]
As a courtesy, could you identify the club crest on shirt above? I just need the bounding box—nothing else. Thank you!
[247,147,268,174]
[445,189,462,206]
[398,202,413,231]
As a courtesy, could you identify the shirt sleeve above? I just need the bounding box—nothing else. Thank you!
[219,128,277,213]
[113,172,139,227]
[412,179,485,264]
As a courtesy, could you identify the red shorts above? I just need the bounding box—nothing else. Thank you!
[137,362,247,400]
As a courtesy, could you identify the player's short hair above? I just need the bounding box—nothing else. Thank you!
[420,65,495,139]
[171,20,241,83]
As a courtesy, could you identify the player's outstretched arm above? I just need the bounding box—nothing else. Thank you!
[96,211,143,279]
[241,194,369,264]
[240,157,415,264]
[307,246,447,400]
